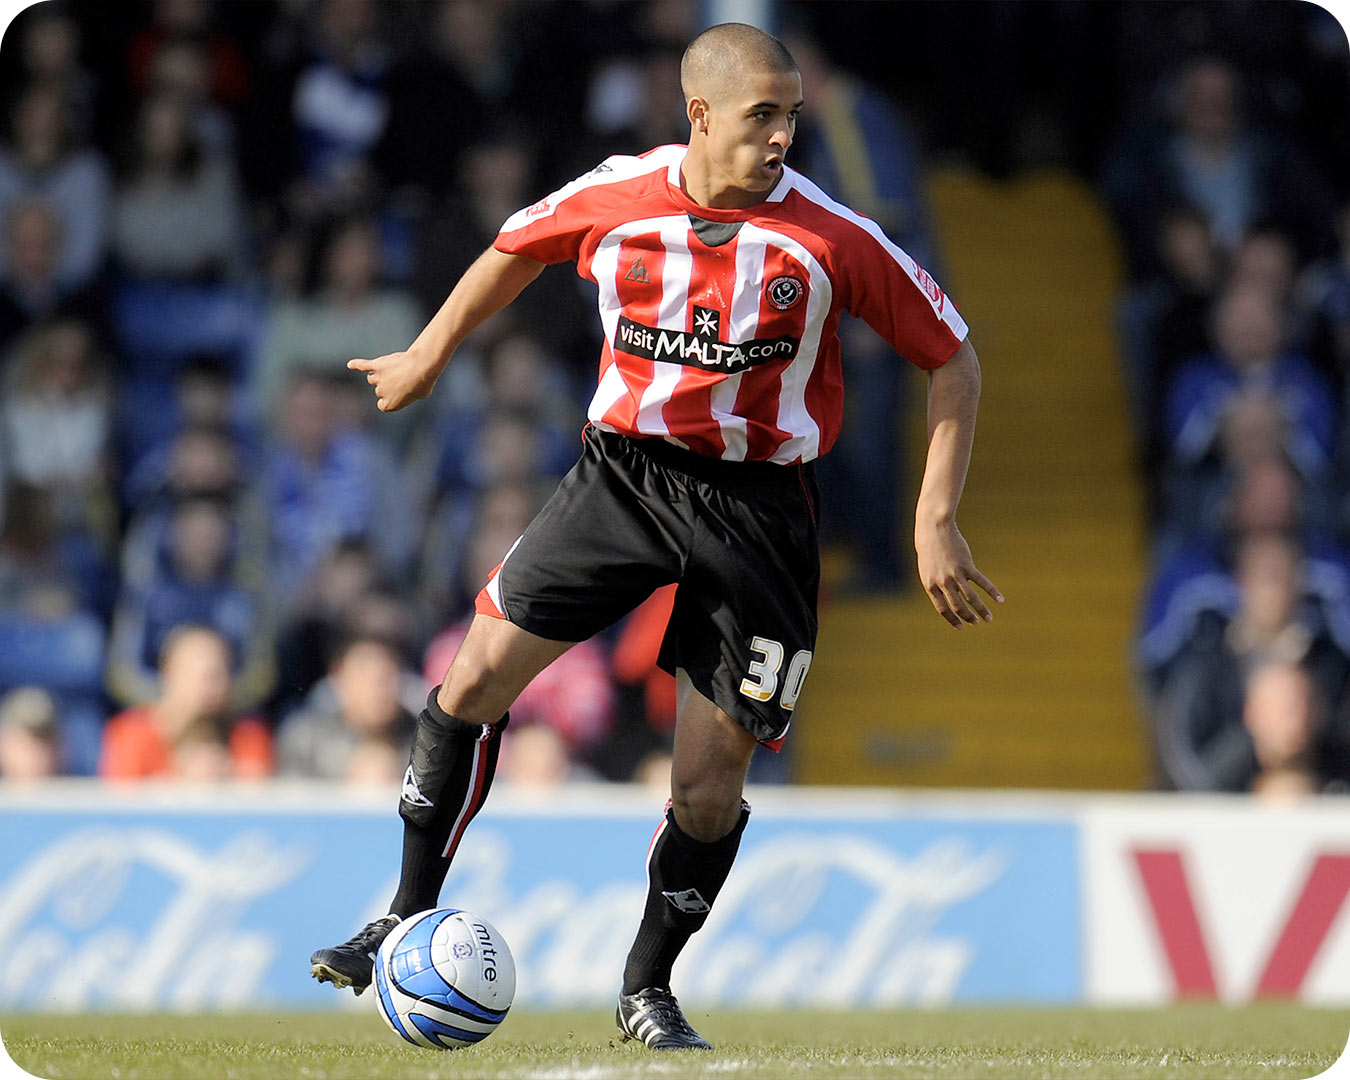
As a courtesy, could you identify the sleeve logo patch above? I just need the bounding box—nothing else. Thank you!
[766,275,804,310]
[915,265,943,305]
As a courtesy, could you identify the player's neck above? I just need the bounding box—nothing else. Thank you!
[679,152,773,211]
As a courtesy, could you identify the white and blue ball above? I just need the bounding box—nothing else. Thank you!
[372,907,515,1050]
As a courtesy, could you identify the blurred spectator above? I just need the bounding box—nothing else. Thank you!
[1304,203,1350,399]
[584,46,687,161]
[0,82,110,292]
[5,7,98,142]
[1242,660,1325,797]
[1102,56,1338,280]
[1137,457,1350,706]
[429,332,580,493]
[122,422,246,516]
[417,479,541,639]
[126,0,250,116]
[423,2,520,113]
[106,494,275,709]
[0,199,109,351]
[373,2,487,203]
[284,0,393,218]
[411,139,590,375]
[135,35,241,158]
[254,215,422,427]
[264,372,415,596]
[497,723,600,788]
[110,91,248,282]
[1153,532,1350,791]
[1,317,114,542]
[276,635,418,782]
[1115,207,1223,512]
[632,747,674,794]
[101,623,272,780]
[272,540,381,710]
[1159,284,1336,545]
[117,352,259,506]
[0,686,60,781]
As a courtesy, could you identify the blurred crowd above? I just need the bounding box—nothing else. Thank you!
[1106,46,1350,796]
[0,1,1346,800]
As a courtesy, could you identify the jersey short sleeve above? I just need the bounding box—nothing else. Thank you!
[495,154,660,266]
[837,219,967,370]
[788,176,967,370]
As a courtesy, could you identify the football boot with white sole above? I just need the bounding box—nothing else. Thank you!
[616,986,713,1050]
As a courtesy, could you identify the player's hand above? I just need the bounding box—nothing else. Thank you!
[347,349,439,412]
[915,519,1004,629]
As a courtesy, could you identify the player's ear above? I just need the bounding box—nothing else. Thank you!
[687,96,710,134]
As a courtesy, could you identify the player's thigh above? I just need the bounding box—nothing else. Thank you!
[486,429,687,641]
[669,670,756,841]
[668,478,820,745]
[435,614,574,724]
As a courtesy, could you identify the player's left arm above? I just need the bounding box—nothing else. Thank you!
[914,338,1005,628]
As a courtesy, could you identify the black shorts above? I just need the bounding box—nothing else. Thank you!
[476,426,820,745]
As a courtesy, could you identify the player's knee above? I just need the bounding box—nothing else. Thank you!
[669,775,743,842]
[435,664,504,728]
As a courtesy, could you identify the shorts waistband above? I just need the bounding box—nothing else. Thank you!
[596,428,804,486]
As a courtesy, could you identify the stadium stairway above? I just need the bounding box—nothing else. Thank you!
[796,168,1150,790]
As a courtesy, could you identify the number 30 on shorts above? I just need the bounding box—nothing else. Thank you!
[739,636,813,710]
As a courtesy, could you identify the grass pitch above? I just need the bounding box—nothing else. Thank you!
[2,1006,1347,1080]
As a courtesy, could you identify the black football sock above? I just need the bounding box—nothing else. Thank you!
[388,690,508,919]
[622,801,750,995]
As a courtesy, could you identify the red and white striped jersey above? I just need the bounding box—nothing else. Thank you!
[495,144,968,465]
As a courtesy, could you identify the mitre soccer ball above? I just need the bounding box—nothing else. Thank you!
[372,907,515,1049]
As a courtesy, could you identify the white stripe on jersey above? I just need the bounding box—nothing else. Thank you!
[590,213,682,340]
[789,172,970,343]
[589,214,694,443]
[634,218,695,442]
[590,357,629,419]
[707,232,771,460]
[738,221,833,464]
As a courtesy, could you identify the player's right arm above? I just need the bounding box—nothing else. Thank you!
[347,247,544,412]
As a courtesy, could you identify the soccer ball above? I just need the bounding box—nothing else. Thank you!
[372,907,515,1050]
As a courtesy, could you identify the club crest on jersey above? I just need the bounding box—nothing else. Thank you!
[766,275,804,310]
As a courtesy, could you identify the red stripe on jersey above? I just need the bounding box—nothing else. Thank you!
[599,233,668,433]
[740,245,814,460]
[657,225,747,456]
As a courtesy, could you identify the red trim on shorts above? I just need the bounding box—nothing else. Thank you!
[474,562,506,619]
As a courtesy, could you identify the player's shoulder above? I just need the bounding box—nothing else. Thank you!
[500,147,679,234]
[778,167,882,237]
[579,145,683,183]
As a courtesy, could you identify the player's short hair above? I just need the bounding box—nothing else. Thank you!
[681,23,798,105]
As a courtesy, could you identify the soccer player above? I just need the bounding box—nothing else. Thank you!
[311,23,1002,1050]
